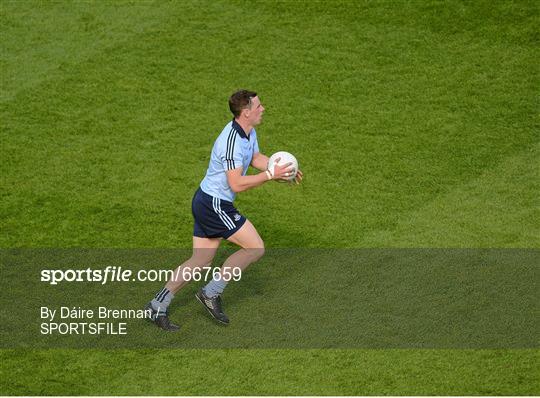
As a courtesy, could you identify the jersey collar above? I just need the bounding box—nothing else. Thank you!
[232,119,249,139]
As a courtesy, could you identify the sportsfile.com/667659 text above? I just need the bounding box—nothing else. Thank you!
[40,266,242,285]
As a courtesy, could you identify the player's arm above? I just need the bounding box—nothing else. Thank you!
[250,152,270,172]
[226,163,293,193]
[226,168,268,193]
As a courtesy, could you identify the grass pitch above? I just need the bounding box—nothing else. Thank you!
[1,0,539,395]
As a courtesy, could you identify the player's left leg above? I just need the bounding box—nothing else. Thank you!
[165,236,222,293]
[147,236,221,331]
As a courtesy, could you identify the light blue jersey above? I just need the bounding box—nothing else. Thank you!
[200,119,260,202]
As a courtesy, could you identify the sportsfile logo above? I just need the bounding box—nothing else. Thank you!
[40,266,242,285]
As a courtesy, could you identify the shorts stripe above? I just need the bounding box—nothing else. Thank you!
[217,198,236,229]
[212,197,235,230]
[211,197,227,228]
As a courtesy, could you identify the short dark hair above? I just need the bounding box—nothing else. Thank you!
[229,89,257,118]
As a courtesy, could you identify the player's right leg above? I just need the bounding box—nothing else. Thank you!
[196,220,265,324]
[222,219,265,271]
[146,236,221,332]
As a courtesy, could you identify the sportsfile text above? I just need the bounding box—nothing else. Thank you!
[41,266,242,285]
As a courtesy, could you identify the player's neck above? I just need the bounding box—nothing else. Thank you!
[235,118,252,136]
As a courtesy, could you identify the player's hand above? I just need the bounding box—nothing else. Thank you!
[294,169,303,185]
[272,157,295,181]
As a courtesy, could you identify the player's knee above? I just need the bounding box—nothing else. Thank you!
[249,240,265,261]
[244,248,264,263]
[256,246,265,261]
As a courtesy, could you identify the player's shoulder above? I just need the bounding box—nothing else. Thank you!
[217,121,237,139]
[215,121,240,151]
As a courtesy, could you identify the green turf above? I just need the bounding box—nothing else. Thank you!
[1,349,538,395]
[1,0,538,395]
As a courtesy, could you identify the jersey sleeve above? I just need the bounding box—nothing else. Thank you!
[221,133,243,171]
[253,130,260,154]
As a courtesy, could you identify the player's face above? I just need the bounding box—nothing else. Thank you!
[246,96,264,126]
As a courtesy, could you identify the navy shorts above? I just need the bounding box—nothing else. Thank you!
[191,187,247,239]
